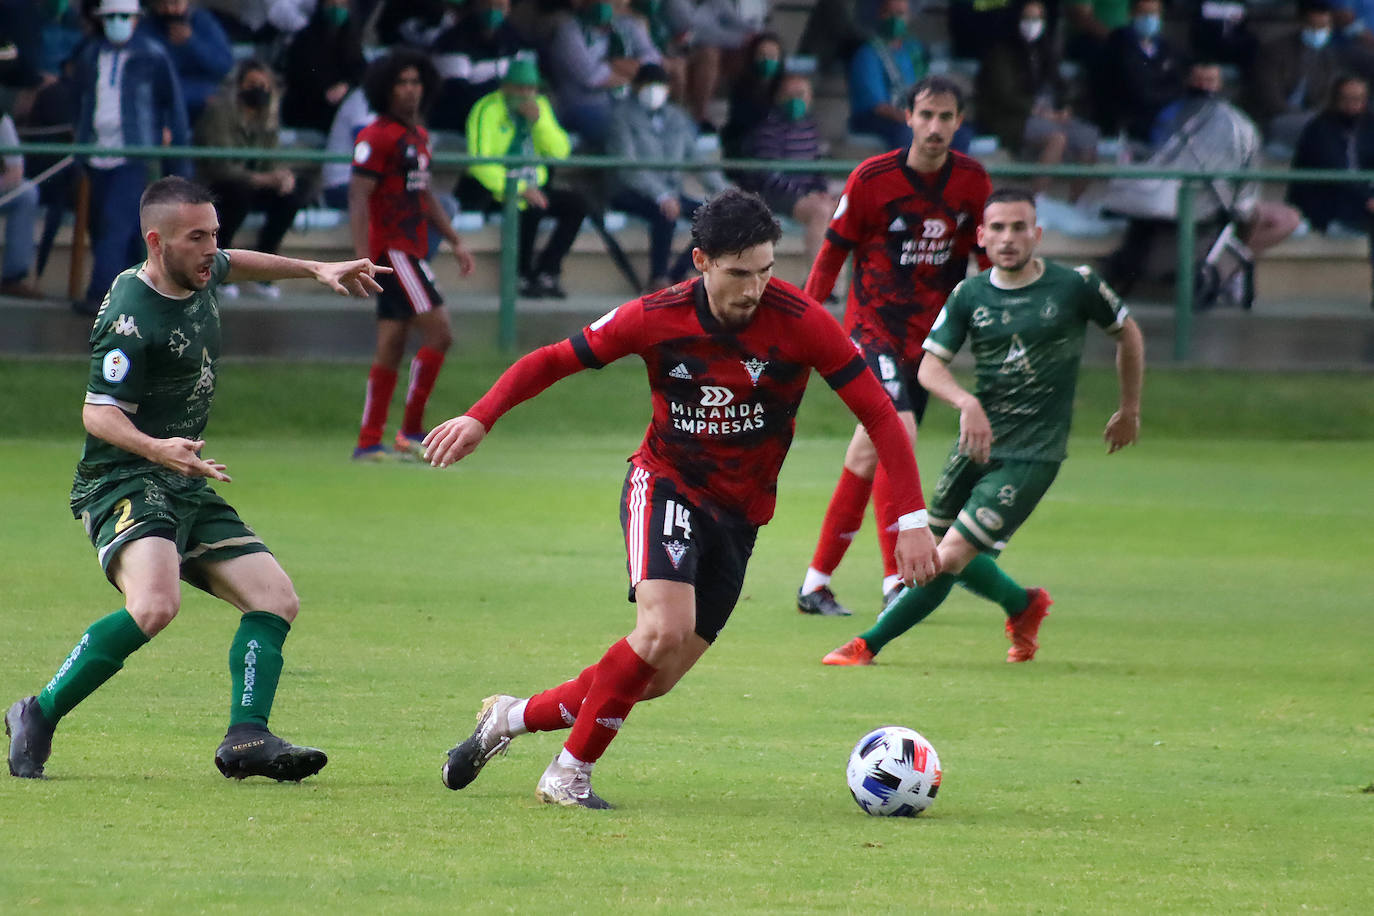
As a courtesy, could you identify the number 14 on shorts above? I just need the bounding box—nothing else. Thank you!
[663,500,692,539]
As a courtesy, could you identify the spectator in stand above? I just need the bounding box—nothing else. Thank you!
[322,86,373,210]
[797,0,867,75]
[1064,0,1129,65]
[1097,0,1183,142]
[0,0,49,121]
[72,0,191,315]
[977,0,1099,199]
[627,0,694,107]
[280,0,366,134]
[194,60,315,300]
[948,0,1019,60]
[1288,74,1374,306]
[200,0,314,43]
[430,0,535,130]
[1248,1,1341,151]
[374,0,457,48]
[740,71,837,269]
[720,31,784,159]
[456,58,587,299]
[682,0,761,130]
[848,0,929,150]
[545,0,662,149]
[0,107,42,297]
[606,62,730,291]
[137,0,232,126]
[1190,0,1256,71]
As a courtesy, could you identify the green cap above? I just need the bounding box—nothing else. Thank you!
[504,58,541,87]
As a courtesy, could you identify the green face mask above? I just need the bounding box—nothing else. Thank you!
[879,16,907,40]
[755,57,780,79]
[325,5,348,27]
[504,93,529,121]
[783,98,807,121]
[581,1,614,26]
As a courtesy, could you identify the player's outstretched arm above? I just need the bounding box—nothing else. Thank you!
[223,249,392,296]
[918,355,993,463]
[1105,316,1144,454]
[423,416,487,468]
[82,404,231,482]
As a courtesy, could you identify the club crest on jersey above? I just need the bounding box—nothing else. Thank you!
[741,357,767,385]
[669,363,692,380]
[662,539,689,569]
[888,216,908,232]
[997,485,1017,507]
[168,328,190,357]
[1040,299,1059,320]
[112,314,142,338]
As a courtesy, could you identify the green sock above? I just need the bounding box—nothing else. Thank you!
[228,611,290,729]
[860,573,957,654]
[957,554,1030,617]
[36,609,150,724]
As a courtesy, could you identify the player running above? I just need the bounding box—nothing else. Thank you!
[426,190,941,809]
[822,187,1145,666]
[796,75,991,618]
[349,49,475,461]
[5,176,390,780]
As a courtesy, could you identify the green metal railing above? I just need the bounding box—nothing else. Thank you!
[6,142,1371,358]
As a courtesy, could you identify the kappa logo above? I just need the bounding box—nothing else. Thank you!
[663,539,689,569]
[112,314,142,338]
[669,362,692,380]
[168,328,190,357]
[700,385,734,407]
[741,357,767,385]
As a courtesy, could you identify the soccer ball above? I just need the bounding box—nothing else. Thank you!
[846,726,942,817]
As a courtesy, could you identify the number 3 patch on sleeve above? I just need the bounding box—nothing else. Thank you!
[103,348,130,383]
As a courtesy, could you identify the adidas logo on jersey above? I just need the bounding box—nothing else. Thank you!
[669,363,692,380]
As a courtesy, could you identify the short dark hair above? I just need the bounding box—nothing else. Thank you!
[983,186,1037,215]
[363,49,440,116]
[139,176,215,234]
[690,189,782,258]
[904,75,965,112]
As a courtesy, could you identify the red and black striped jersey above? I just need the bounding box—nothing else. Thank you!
[805,149,991,364]
[352,115,432,261]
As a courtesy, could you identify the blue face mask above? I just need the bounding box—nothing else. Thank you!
[103,14,136,45]
[1301,27,1331,50]
[1133,13,1161,39]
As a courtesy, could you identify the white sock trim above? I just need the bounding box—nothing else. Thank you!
[801,568,831,594]
[508,698,529,736]
[558,748,592,770]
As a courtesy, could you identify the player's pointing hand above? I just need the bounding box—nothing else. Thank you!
[315,258,392,297]
[423,415,488,467]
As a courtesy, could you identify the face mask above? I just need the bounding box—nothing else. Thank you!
[1301,27,1331,50]
[239,86,271,109]
[1019,18,1045,43]
[782,98,807,121]
[503,92,529,120]
[1133,14,1160,39]
[481,8,506,30]
[879,16,907,40]
[325,5,349,27]
[638,84,669,111]
[754,57,779,79]
[581,1,614,27]
[103,15,135,44]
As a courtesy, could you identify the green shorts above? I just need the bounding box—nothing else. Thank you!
[927,448,1060,557]
[75,475,271,589]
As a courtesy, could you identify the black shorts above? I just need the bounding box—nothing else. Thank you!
[854,332,929,422]
[619,465,757,644]
[377,249,444,320]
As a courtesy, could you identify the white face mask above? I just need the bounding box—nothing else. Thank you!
[104,15,136,44]
[638,84,669,111]
[1019,18,1045,42]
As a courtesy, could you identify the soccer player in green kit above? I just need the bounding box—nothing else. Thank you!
[823,187,1144,666]
[5,176,390,780]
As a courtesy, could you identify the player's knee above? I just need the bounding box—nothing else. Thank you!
[260,584,300,623]
[126,594,180,635]
[631,620,691,663]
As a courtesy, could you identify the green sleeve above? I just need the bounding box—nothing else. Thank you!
[211,249,232,289]
[922,279,972,361]
[1072,265,1131,333]
[86,273,152,413]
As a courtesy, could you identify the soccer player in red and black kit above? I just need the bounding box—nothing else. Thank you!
[349,50,475,460]
[423,190,941,809]
[796,75,992,618]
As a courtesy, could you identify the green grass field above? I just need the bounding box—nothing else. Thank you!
[1,358,1371,913]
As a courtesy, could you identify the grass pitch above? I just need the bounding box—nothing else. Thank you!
[1,358,1371,913]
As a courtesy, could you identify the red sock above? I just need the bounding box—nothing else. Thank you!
[522,663,596,733]
[358,364,398,448]
[873,464,899,578]
[400,345,446,436]
[563,638,656,765]
[808,467,874,575]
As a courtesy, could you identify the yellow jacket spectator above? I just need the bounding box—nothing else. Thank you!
[456,57,587,298]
